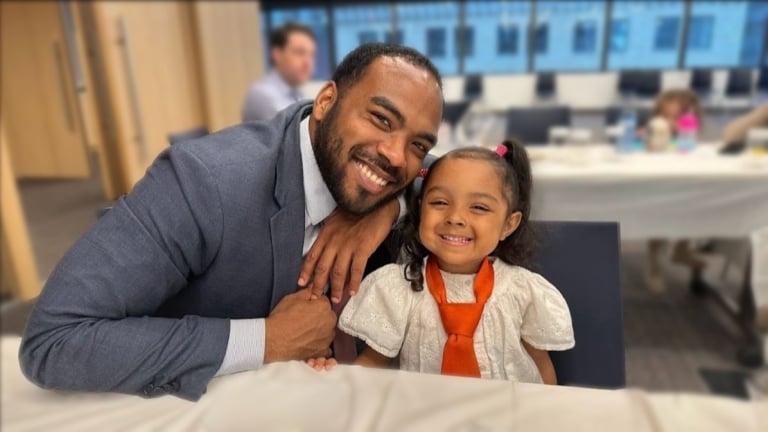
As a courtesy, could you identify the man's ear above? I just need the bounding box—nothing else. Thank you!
[313,81,339,122]
[501,211,522,241]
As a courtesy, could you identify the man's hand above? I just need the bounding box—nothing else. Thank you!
[263,288,336,363]
[298,199,399,303]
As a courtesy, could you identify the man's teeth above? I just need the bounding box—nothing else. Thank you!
[441,235,471,244]
[356,162,387,186]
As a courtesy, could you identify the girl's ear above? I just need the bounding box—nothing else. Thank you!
[501,211,522,241]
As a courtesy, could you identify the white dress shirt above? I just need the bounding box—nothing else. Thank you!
[216,116,334,376]
[241,71,304,122]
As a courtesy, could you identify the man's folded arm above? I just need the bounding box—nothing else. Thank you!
[19,145,233,400]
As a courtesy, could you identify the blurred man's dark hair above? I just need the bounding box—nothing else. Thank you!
[332,43,443,97]
[269,22,316,50]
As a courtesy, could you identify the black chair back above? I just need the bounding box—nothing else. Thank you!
[505,106,571,144]
[530,221,625,388]
[618,70,661,98]
[536,72,556,99]
[442,101,472,128]
[690,68,713,97]
[725,68,754,97]
[757,66,768,92]
[463,74,484,101]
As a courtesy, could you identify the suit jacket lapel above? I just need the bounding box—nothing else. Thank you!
[269,103,311,309]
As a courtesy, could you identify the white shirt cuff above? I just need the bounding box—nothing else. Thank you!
[215,319,265,376]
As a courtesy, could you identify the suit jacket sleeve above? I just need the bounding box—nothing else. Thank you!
[19,145,230,401]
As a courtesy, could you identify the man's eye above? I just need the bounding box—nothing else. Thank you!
[373,113,391,128]
[412,142,427,153]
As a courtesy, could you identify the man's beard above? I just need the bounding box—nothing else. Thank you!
[313,103,405,215]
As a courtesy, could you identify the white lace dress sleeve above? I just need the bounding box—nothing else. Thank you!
[337,264,414,358]
[518,272,575,351]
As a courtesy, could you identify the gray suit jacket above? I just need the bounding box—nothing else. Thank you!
[20,101,314,400]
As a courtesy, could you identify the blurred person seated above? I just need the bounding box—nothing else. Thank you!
[241,22,316,122]
[722,103,768,146]
[646,89,706,292]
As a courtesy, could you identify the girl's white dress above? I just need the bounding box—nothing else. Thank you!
[338,258,575,383]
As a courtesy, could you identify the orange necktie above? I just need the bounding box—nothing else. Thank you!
[425,255,494,378]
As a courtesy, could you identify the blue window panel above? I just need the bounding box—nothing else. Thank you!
[685,1,758,67]
[333,5,392,66]
[608,1,684,70]
[573,20,597,53]
[427,28,447,57]
[497,25,519,55]
[535,23,548,54]
[268,8,332,80]
[385,30,403,45]
[535,1,604,71]
[396,2,459,75]
[464,1,531,74]
[358,31,378,45]
[739,1,768,66]
[610,19,629,53]
[455,26,475,57]
[654,17,680,51]
[687,15,714,50]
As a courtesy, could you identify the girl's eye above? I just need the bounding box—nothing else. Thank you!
[471,205,490,212]
[429,200,447,207]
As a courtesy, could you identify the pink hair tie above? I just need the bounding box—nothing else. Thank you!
[495,144,508,158]
[417,167,429,178]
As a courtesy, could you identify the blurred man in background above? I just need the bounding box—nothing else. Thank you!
[242,23,316,122]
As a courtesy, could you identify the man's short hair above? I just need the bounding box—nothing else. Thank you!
[332,43,443,96]
[269,22,316,49]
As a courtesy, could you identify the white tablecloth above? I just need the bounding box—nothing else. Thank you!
[1,337,765,432]
[527,145,768,239]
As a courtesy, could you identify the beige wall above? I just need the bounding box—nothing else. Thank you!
[192,1,265,132]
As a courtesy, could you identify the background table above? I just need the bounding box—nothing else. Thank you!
[526,144,768,240]
[2,337,765,431]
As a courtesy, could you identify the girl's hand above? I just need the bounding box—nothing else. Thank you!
[307,356,338,371]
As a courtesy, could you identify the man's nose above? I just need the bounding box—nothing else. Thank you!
[377,136,407,169]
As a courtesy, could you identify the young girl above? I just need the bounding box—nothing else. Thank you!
[646,89,706,292]
[309,140,574,384]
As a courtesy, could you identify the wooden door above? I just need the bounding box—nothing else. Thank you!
[86,1,206,190]
[1,1,91,178]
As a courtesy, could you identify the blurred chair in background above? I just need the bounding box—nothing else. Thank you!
[531,221,625,388]
[725,68,755,100]
[535,72,556,104]
[757,67,768,97]
[618,70,661,100]
[463,74,484,101]
[690,68,714,100]
[505,106,571,144]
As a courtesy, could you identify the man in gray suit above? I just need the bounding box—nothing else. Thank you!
[20,44,444,400]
